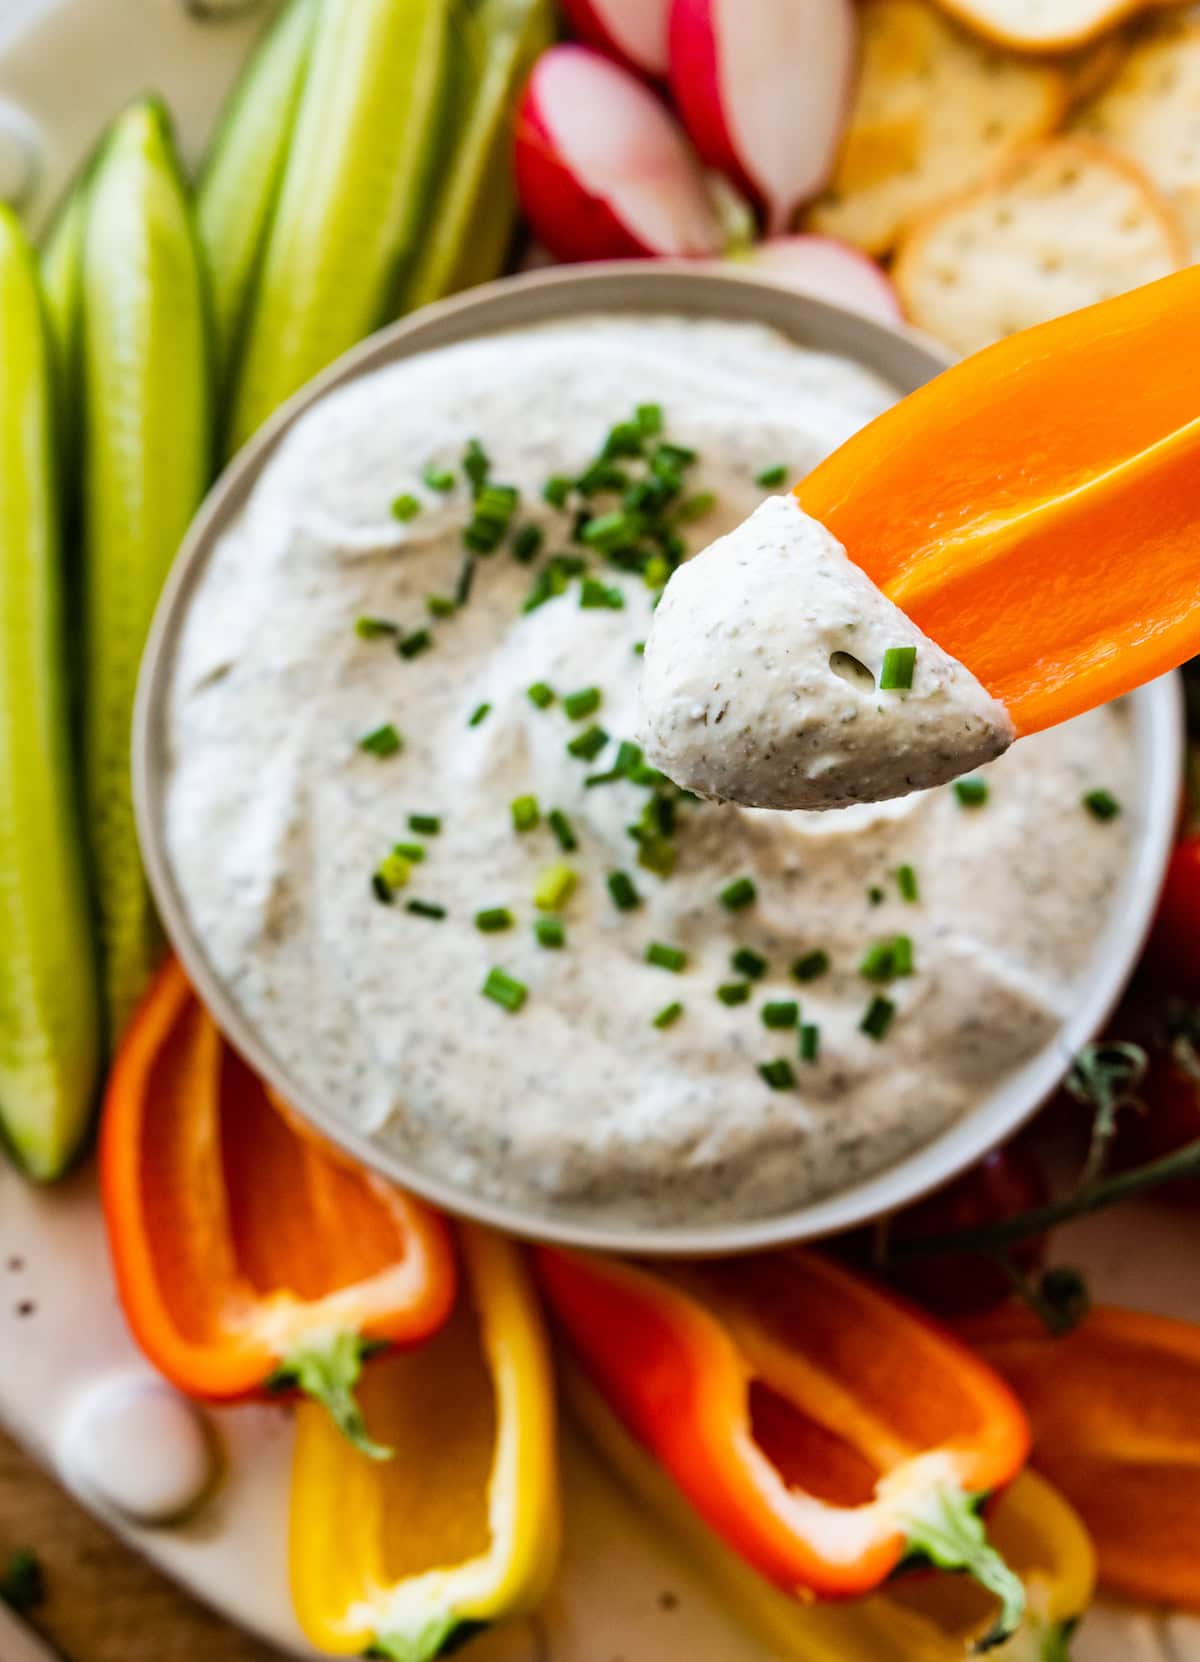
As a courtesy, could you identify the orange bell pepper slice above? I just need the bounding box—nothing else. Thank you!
[100,959,456,1457]
[960,1301,1200,1610]
[798,266,1200,736]
[536,1246,1031,1641]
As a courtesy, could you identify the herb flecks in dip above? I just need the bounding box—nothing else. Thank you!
[164,315,1136,1227]
[638,496,1015,810]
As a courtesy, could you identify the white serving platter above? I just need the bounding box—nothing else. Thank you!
[1,5,1197,1659]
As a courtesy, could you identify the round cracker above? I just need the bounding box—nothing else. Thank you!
[893,137,1187,356]
[934,0,1182,52]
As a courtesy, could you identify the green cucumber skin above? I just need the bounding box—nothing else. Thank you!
[81,99,212,1043]
[398,0,556,314]
[197,0,319,399]
[0,205,102,1180]
[227,0,452,455]
[40,182,87,477]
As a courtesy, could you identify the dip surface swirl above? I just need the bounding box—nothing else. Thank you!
[164,314,1136,1227]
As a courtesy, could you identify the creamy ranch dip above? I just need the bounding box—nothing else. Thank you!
[164,314,1136,1227]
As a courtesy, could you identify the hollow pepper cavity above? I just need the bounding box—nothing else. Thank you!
[100,958,456,1455]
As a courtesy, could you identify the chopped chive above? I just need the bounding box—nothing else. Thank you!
[426,593,457,618]
[759,1059,796,1091]
[636,402,664,436]
[868,885,885,905]
[576,460,628,497]
[377,852,411,890]
[398,628,432,660]
[464,519,505,554]
[475,906,514,933]
[482,967,526,1013]
[527,681,555,709]
[879,645,917,691]
[860,995,896,1041]
[580,577,625,610]
[762,1000,799,1030]
[408,813,441,835]
[371,873,393,905]
[633,641,645,656]
[355,615,399,640]
[731,948,768,981]
[636,836,677,877]
[891,934,914,976]
[719,876,757,912]
[603,419,644,459]
[563,686,602,721]
[582,510,639,553]
[717,981,751,1006]
[455,554,477,607]
[792,950,830,983]
[463,438,490,495]
[359,723,402,757]
[607,870,640,911]
[567,724,608,762]
[548,808,578,852]
[755,463,788,488]
[675,491,716,523]
[1083,789,1121,822]
[646,941,687,973]
[391,492,420,521]
[406,899,446,919]
[799,1023,820,1063]
[953,777,989,807]
[543,474,571,509]
[391,842,425,863]
[476,483,519,517]
[534,863,577,911]
[859,935,914,983]
[468,701,491,728]
[643,554,671,590]
[653,999,683,1029]
[511,794,540,832]
[535,916,565,949]
[423,462,455,493]
[511,524,543,564]
[895,864,919,903]
[653,440,696,470]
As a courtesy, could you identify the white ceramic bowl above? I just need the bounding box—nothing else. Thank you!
[134,262,1184,1257]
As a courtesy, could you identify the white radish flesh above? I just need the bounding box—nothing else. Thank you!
[723,235,903,326]
[560,0,670,76]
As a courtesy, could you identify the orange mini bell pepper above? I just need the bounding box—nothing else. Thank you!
[100,959,456,1456]
[961,1302,1200,1610]
[798,265,1200,737]
[537,1247,1031,1642]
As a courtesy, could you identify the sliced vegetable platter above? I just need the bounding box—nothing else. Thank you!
[3,1,1200,1660]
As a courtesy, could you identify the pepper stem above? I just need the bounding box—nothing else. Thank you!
[901,1488,1026,1653]
[267,1331,392,1461]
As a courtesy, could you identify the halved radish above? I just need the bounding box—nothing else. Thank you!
[669,0,857,234]
[514,45,723,261]
[560,0,670,78]
[721,235,903,326]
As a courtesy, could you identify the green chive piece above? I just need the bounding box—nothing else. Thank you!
[582,510,638,553]
[653,1000,683,1029]
[868,885,885,905]
[392,842,425,863]
[607,870,640,911]
[653,441,696,471]
[719,876,757,912]
[398,628,432,660]
[534,863,577,911]
[799,1023,820,1063]
[633,641,646,656]
[859,935,914,984]
[482,967,526,1013]
[377,852,411,890]
[468,701,491,728]
[732,948,768,981]
[636,837,677,877]
[371,873,393,905]
[717,982,751,1006]
[548,808,578,852]
[511,524,543,564]
[406,899,446,919]
[792,950,830,983]
[567,725,608,762]
[891,934,914,976]
[576,460,627,497]
[408,814,441,835]
[535,916,565,949]
[391,492,420,521]
[953,777,989,807]
[563,686,602,721]
[426,594,457,618]
[580,577,625,610]
[861,995,896,1041]
[604,419,644,459]
[463,438,490,495]
[456,555,476,607]
[643,555,671,590]
[423,463,455,493]
[527,681,555,709]
[511,795,540,832]
[759,1059,796,1090]
[543,474,571,509]
[762,1000,799,1029]
[1083,789,1121,822]
[895,864,919,903]
[475,906,514,933]
[360,723,402,757]
[636,403,664,436]
[755,463,788,488]
[676,491,716,524]
[646,941,687,973]
[879,646,917,691]
[355,615,399,639]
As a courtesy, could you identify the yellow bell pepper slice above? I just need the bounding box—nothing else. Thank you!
[290,1223,559,1659]
[566,1364,1094,1661]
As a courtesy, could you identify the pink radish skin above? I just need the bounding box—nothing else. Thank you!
[722,236,903,327]
[669,0,857,235]
[514,45,723,262]
[560,0,670,77]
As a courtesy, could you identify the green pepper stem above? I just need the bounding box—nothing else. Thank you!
[267,1330,392,1461]
[900,1488,1026,1653]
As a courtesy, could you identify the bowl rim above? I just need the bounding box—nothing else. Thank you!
[134,260,1184,1257]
